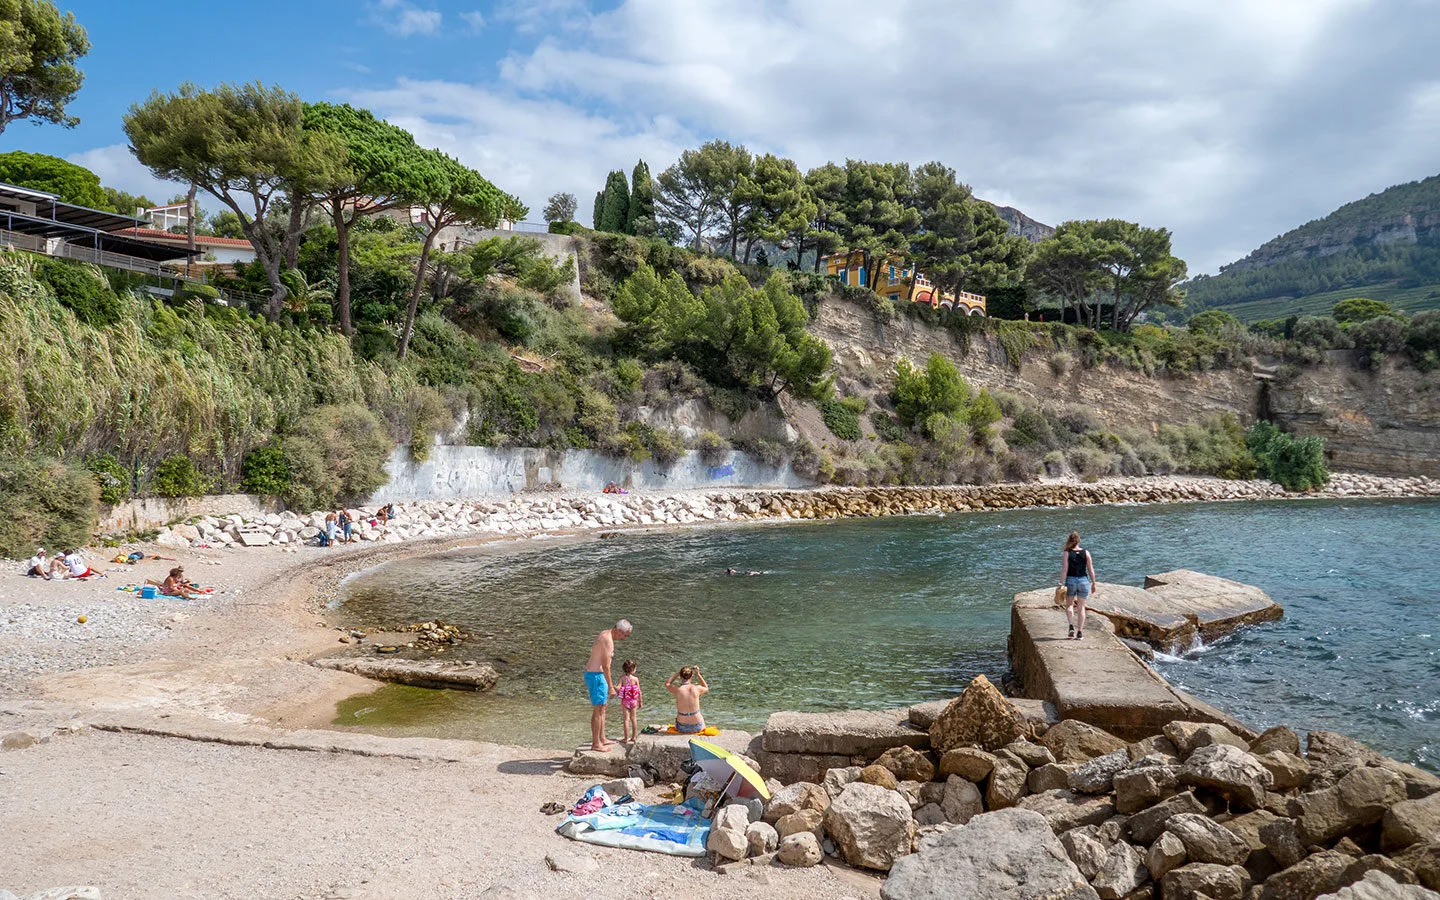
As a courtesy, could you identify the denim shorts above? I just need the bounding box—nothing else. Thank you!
[1065,576,1092,599]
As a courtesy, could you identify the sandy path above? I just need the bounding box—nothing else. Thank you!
[0,728,880,900]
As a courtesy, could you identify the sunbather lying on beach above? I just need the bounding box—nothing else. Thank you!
[665,666,708,734]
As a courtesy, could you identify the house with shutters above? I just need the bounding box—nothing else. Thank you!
[820,249,986,316]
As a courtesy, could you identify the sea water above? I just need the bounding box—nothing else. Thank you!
[335,498,1438,769]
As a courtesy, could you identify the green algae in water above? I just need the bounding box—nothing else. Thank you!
[335,499,1440,770]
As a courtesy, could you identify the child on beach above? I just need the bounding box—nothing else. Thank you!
[617,659,642,743]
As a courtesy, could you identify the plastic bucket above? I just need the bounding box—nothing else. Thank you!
[140,585,158,599]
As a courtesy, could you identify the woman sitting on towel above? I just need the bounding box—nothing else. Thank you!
[665,666,709,734]
[147,566,200,599]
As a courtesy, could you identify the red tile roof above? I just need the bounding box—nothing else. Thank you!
[119,227,254,249]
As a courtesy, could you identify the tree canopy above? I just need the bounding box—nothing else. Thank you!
[0,150,106,207]
[543,190,577,224]
[0,0,89,135]
[1026,219,1186,331]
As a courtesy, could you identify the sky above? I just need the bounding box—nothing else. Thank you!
[9,0,1440,273]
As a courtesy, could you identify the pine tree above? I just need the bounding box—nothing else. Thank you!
[627,159,655,236]
[598,169,630,234]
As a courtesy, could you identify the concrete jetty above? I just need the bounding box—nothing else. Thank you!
[1008,569,1282,739]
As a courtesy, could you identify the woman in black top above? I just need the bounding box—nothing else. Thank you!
[1058,531,1096,640]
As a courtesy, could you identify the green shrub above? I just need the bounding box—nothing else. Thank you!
[820,397,862,441]
[893,354,970,427]
[151,454,209,498]
[1157,414,1256,479]
[1292,316,1346,350]
[84,452,130,505]
[282,403,394,510]
[967,390,1002,437]
[1350,315,1407,368]
[1332,297,1394,324]
[1067,445,1118,480]
[36,258,125,326]
[740,437,789,468]
[175,283,220,303]
[1187,309,1241,335]
[696,430,731,466]
[871,411,906,443]
[1005,408,1056,450]
[1247,421,1328,491]
[240,443,290,496]
[0,455,100,557]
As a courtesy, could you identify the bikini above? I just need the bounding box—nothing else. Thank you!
[674,708,704,734]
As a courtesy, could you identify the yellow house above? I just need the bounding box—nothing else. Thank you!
[820,250,986,316]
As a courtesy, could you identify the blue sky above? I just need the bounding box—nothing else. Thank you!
[7,0,1440,273]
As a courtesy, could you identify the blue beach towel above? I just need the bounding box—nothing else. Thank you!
[556,797,711,857]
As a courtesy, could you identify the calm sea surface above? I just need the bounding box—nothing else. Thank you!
[335,498,1439,769]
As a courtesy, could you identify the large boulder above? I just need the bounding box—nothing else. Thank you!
[1393,840,1440,891]
[938,747,996,782]
[1165,813,1251,866]
[1307,731,1382,768]
[1128,791,1210,845]
[1384,792,1440,850]
[1113,763,1181,814]
[861,764,900,790]
[1180,743,1273,810]
[824,782,916,872]
[1091,841,1148,900]
[1161,862,1249,900]
[775,808,825,841]
[880,808,1100,900]
[707,804,751,861]
[1318,870,1440,900]
[941,775,983,825]
[1002,740,1056,769]
[1016,789,1117,833]
[877,745,936,783]
[1260,850,1355,900]
[1297,766,1408,846]
[1061,828,1109,880]
[1030,763,1076,794]
[823,765,862,799]
[1258,750,1314,792]
[1147,831,1188,881]
[763,781,829,823]
[1164,720,1250,759]
[746,821,779,856]
[1068,750,1129,795]
[985,757,1030,810]
[1251,726,1302,757]
[777,831,823,867]
[929,675,1028,753]
[1039,720,1128,764]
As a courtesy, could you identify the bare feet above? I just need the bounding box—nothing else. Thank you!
[591,740,614,752]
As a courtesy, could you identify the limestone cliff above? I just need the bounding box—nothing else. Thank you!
[802,296,1440,478]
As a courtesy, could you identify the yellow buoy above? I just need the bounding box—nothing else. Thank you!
[77,615,88,624]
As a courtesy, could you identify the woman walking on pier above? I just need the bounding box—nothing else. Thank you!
[1059,532,1096,639]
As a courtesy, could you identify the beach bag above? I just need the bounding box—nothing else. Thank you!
[1053,584,1068,606]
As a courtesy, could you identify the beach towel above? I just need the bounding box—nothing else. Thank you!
[662,725,720,736]
[556,797,710,857]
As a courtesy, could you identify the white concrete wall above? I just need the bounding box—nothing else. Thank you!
[368,446,810,503]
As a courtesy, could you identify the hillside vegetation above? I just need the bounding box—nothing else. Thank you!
[1186,174,1440,320]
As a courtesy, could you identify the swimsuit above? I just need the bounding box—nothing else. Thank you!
[617,682,641,711]
[674,709,704,734]
[584,670,609,706]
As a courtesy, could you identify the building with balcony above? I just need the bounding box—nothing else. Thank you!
[820,250,986,316]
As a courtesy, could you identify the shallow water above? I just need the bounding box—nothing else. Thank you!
[336,498,1439,769]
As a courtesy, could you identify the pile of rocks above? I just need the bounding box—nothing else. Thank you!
[144,475,1440,552]
[738,673,1440,897]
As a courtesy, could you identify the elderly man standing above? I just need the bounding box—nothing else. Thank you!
[584,619,632,752]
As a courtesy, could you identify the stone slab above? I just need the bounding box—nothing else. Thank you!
[1143,569,1284,641]
[761,708,929,756]
[311,657,499,691]
[566,745,630,777]
[630,729,754,782]
[1009,599,1241,741]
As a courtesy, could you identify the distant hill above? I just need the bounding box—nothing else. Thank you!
[1184,174,1440,321]
[988,203,1054,243]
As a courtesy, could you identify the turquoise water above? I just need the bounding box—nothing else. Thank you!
[336,499,1439,769]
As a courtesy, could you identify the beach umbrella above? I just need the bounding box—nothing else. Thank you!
[688,738,771,806]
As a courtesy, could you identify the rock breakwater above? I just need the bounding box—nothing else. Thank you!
[149,474,1440,552]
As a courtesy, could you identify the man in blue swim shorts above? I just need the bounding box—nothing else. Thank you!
[584,619,632,752]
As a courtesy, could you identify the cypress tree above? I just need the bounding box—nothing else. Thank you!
[598,169,630,234]
[627,159,655,236]
[592,189,605,229]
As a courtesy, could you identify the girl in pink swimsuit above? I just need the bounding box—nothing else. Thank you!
[617,659,643,743]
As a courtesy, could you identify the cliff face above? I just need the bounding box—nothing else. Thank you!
[987,202,1055,243]
[805,296,1440,477]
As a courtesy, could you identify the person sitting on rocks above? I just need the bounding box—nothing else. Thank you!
[665,666,709,734]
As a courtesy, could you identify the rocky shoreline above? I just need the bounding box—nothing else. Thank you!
[148,473,1440,552]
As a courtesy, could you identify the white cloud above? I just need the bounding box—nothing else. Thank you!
[461,10,486,32]
[347,1,1440,269]
[369,0,442,37]
[67,144,185,205]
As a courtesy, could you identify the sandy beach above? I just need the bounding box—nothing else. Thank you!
[0,524,886,899]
